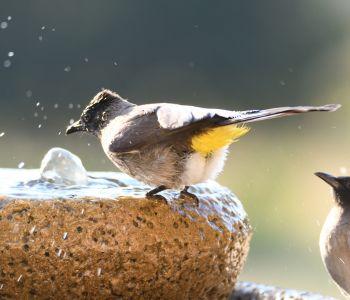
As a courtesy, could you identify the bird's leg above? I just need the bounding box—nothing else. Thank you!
[146,185,168,198]
[180,186,199,206]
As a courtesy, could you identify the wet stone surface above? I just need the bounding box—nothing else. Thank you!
[231,282,337,300]
[0,169,252,299]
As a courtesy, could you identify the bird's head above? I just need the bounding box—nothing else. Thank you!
[315,172,350,207]
[66,89,133,136]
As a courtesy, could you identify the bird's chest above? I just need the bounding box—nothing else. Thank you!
[320,207,350,294]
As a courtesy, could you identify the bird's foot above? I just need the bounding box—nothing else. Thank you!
[180,186,199,206]
[146,185,168,204]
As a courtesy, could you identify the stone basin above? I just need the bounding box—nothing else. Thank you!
[0,169,252,299]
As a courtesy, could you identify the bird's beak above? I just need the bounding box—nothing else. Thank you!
[66,120,85,135]
[315,172,342,190]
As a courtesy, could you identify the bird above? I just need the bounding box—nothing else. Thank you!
[315,172,350,298]
[66,89,340,197]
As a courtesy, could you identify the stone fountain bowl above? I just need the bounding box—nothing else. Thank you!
[0,168,252,299]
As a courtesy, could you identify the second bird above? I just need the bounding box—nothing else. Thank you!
[66,90,340,196]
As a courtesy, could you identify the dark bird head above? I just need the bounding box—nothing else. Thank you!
[66,89,134,136]
[315,172,350,207]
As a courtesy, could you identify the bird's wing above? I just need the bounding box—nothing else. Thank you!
[156,103,340,129]
[108,103,340,153]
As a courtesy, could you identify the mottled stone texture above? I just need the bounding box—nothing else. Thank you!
[0,183,251,299]
[231,282,336,300]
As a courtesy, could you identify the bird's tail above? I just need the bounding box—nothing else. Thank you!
[225,104,341,125]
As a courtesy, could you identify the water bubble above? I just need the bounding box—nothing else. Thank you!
[52,28,56,32]
[36,102,40,107]
[54,103,59,109]
[0,22,8,29]
[38,124,42,128]
[84,57,89,63]
[25,90,33,98]
[113,61,118,67]
[3,59,11,68]
[68,103,74,109]
[7,16,12,21]
[64,66,71,72]
[8,51,14,57]
[69,119,74,125]
[18,162,25,169]
[38,35,43,41]
[0,132,4,137]
[41,26,46,30]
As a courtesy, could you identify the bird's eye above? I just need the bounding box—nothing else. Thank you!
[82,113,91,123]
[101,112,108,121]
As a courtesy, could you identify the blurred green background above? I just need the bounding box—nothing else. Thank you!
[1,0,350,297]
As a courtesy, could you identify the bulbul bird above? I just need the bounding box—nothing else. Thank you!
[66,89,340,197]
[315,172,350,298]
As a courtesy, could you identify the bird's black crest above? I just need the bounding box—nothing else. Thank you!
[86,89,123,110]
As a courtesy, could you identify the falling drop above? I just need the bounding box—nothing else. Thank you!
[54,103,59,109]
[69,119,74,125]
[18,162,25,169]
[0,132,5,137]
[36,102,40,107]
[41,26,46,30]
[0,22,8,29]
[113,61,118,66]
[7,16,12,21]
[26,90,33,98]
[3,59,11,68]
[38,124,42,128]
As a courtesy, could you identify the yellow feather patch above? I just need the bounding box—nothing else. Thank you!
[191,125,250,155]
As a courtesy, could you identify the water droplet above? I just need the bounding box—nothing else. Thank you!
[288,67,293,73]
[38,35,43,41]
[69,119,74,125]
[43,115,47,120]
[113,61,118,66]
[34,112,38,117]
[87,143,91,146]
[54,103,59,109]
[0,132,5,137]
[8,51,14,57]
[40,106,44,111]
[41,26,46,30]
[84,57,89,63]
[36,102,40,107]
[77,104,81,108]
[0,21,8,29]
[64,66,71,72]
[62,232,68,240]
[58,130,62,135]
[52,28,56,32]
[280,80,286,86]
[68,103,74,109]
[38,124,42,128]
[18,162,25,169]
[25,90,32,98]
[3,59,11,68]
[7,16,12,21]
[188,61,195,68]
